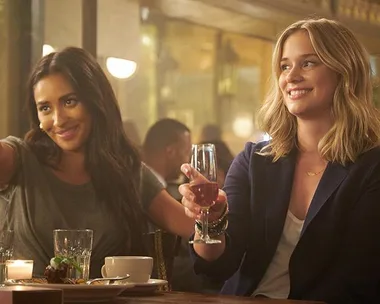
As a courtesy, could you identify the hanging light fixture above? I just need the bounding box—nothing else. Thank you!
[42,44,55,57]
[106,57,137,79]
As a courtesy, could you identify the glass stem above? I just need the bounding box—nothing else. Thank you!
[201,208,210,240]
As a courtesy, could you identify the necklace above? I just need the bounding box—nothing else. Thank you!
[306,168,325,176]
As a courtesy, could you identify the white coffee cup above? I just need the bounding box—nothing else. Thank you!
[101,256,153,283]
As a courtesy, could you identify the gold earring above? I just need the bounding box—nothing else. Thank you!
[39,123,43,131]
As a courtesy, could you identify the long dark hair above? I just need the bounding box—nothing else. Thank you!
[25,47,146,254]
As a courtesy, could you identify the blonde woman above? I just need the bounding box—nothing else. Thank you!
[180,18,380,303]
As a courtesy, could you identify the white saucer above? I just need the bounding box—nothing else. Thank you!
[120,278,168,294]
[134,278,167,287]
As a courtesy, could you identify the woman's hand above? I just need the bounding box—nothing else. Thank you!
[179,163,228,222]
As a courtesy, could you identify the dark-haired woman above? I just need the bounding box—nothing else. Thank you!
[0,47,193,278]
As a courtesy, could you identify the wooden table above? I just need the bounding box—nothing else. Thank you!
[113,292,325,304]
[0,286,326,304]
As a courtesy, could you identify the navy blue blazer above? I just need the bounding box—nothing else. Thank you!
[191,141,380,304]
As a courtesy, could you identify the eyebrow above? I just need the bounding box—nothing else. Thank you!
[35,92,77,105]
[280,53,319,62]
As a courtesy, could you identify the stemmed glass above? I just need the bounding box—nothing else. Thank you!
[189,144,221,244]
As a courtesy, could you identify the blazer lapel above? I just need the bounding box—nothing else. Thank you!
[263,150,297,250]
[301,162,349,236]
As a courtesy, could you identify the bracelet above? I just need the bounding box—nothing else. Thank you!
[196,214,227,231]
[208,204,229,228]
[195,221,228,238]
[195,217,228,238]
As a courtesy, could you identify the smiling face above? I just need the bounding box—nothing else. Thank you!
[278,30,338,121]
[34,73,92,153]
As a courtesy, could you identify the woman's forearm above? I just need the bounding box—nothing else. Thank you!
[148,189,195,239]
[193,233,226,261]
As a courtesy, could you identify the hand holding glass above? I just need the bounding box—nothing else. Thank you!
[189,144,221,244]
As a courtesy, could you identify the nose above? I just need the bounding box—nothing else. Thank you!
[285,66,304,83]
[52,107,68,127]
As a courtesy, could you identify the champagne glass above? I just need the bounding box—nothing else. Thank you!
[189,144,221,244]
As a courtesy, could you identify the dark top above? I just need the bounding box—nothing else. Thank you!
[191,141,380,304]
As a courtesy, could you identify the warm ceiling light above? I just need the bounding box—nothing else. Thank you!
[232,115,253,138]
[106,57,137,79]
[142,35,152,46]
[42,44,55,57]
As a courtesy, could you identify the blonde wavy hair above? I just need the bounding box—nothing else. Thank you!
[257,18,380,165]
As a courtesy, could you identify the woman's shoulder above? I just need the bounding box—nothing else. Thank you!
[356,146,380,162]
[355,146,380,169]
[229,141,271,172]
[1,136,35,154]
[1,136,33,159]
[245,140,270,150]
[238,140,270,159]
[139,163,165,210]
[1,136,40,168]
[1,136,26,147]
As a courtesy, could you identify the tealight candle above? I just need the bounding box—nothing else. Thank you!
[6,260,34,279]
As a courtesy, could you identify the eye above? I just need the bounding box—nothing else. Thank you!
[303,60,316,68]
[280,64,290,71]
[38,105,51,113]
[65,98,79,107]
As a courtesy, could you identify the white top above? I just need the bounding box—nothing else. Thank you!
[252,210,304,299]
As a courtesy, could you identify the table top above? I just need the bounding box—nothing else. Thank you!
[114,292,325,304]
[0,286,326,304]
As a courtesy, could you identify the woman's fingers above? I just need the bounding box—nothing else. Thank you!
[181,163,208,183]
[179,183,201,219]
[208,190,228,221]
[216,189,227,204]
[180,164,229,221]
[179,183,228,221]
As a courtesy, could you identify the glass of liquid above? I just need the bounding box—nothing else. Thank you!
[189,144,221,244]
[53,229,93,281]
[0,230,14,285]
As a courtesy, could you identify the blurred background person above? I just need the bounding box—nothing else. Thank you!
[199,124,222,142]
[142,118,191,200]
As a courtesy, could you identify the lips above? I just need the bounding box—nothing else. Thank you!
[287,88,312,100]
[55,126,78,140]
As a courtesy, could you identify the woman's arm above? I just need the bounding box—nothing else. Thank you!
[147,189,195,239]
[180,142,254,279]
[0,142,16,186]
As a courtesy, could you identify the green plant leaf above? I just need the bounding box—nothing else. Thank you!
[54,255,83,274]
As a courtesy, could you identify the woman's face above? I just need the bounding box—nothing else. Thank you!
[34,73,92,153]
[278,30,338,121]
